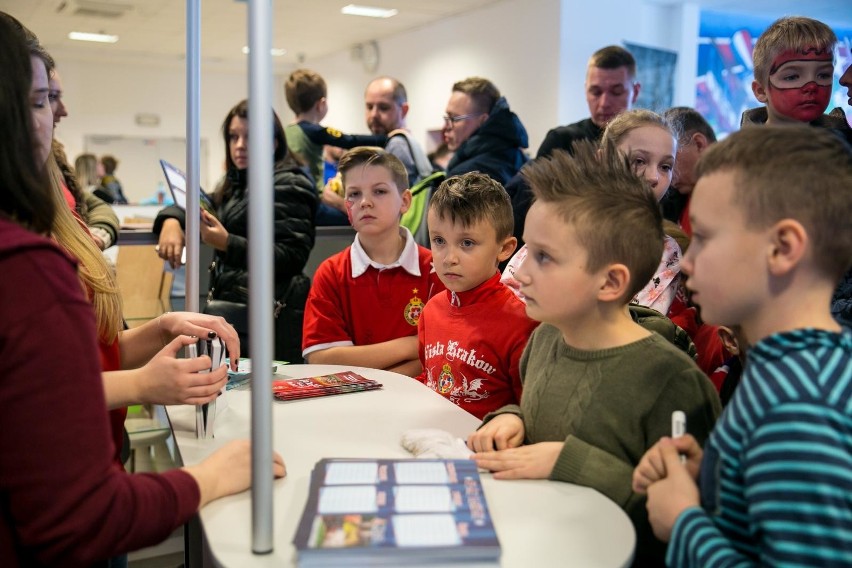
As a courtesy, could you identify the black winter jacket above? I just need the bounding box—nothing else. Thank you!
[535,117,603,159]
[153,163,318,303]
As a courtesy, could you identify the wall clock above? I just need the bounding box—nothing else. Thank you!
[362,40,380,72]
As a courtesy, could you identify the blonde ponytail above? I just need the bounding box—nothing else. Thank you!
[47,158,123,343]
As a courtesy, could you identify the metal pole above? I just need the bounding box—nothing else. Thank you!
[185,0,201,313]
[183,2,205,560]
[248,0,275,554]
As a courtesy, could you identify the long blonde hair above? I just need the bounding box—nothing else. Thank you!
[47,157,123,342]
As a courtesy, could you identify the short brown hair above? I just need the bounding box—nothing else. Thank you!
[752,16,836,86]
[338,146,409,192]
[429,172,513,241]
[696,125,852,281]
[285,69,327,114]
[523,141,664,302]
[101,155,118,174]
[452,77,500,114]
[589,45,636,79]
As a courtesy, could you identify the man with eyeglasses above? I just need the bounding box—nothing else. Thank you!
[442,76,528,185]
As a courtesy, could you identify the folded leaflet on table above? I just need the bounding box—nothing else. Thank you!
[272,371,382,401]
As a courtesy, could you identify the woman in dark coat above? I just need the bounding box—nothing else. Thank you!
[155,100,318,362]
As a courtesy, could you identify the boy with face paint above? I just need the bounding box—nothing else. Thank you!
[741,16,852,330]
[741,16,845,130]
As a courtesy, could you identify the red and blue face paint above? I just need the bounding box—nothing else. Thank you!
[766,48,834,122]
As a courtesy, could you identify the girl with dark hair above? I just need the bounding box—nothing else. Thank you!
[155,99,318,362]
[0,12,285,565]
[0,15,54,232]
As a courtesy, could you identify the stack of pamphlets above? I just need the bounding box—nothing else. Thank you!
[293,458,500,567]
[272,371,382,401]
[225,358,282,391]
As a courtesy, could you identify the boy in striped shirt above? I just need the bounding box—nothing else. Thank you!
[632,125,852,566]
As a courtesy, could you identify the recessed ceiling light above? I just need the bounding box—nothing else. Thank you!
[242,46,287,56]
[341,4,398,18]
[69,31,119,43]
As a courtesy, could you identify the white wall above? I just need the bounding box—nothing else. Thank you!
[51,57,273,198]
[289,0,701,156]
[557,0,700,126]
[50,0,703,195]
[296,0,560,157]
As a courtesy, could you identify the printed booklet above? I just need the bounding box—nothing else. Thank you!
[272,371,382,401]
[293,458,500,567]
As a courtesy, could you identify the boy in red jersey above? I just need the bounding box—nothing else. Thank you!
[302,147,444,377]
[417,172,537,418]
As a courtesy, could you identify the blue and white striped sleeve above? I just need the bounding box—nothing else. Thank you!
[667,507,750,568]
[668,402,852,567]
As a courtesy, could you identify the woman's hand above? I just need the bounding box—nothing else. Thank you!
[183,440,287,508]
[136,335,228,405]
[157,218,186,269]
[159,311,240,369]
[199,210,229,251]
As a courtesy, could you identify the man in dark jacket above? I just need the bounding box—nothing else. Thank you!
[537,45,640,159]
[507,45,639,248]
[442,77,528,186]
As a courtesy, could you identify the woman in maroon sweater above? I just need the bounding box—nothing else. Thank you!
[0,13,285,565]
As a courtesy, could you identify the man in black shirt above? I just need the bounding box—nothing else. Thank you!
[508,46,640,247]
[537,45,641,159]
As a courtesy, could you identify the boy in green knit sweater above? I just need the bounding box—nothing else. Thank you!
[468,143,721,566]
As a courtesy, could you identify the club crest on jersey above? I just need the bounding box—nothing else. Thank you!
[325,127,343,138]
[438,363,454,394]
[404,288,424,326]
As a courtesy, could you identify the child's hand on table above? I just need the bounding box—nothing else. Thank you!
[472,442,563,480]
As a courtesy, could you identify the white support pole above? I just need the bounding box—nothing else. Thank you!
[248,0,275,554]
[185,0,201,313]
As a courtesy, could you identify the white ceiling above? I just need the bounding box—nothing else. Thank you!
[2,0,507,69]
[3,0,851,70]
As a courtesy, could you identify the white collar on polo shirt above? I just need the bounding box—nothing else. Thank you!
[350,226,421,278]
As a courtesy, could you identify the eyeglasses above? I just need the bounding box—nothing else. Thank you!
[442,113,482,127]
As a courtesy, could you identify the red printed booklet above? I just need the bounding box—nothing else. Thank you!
[272,371,382,401]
